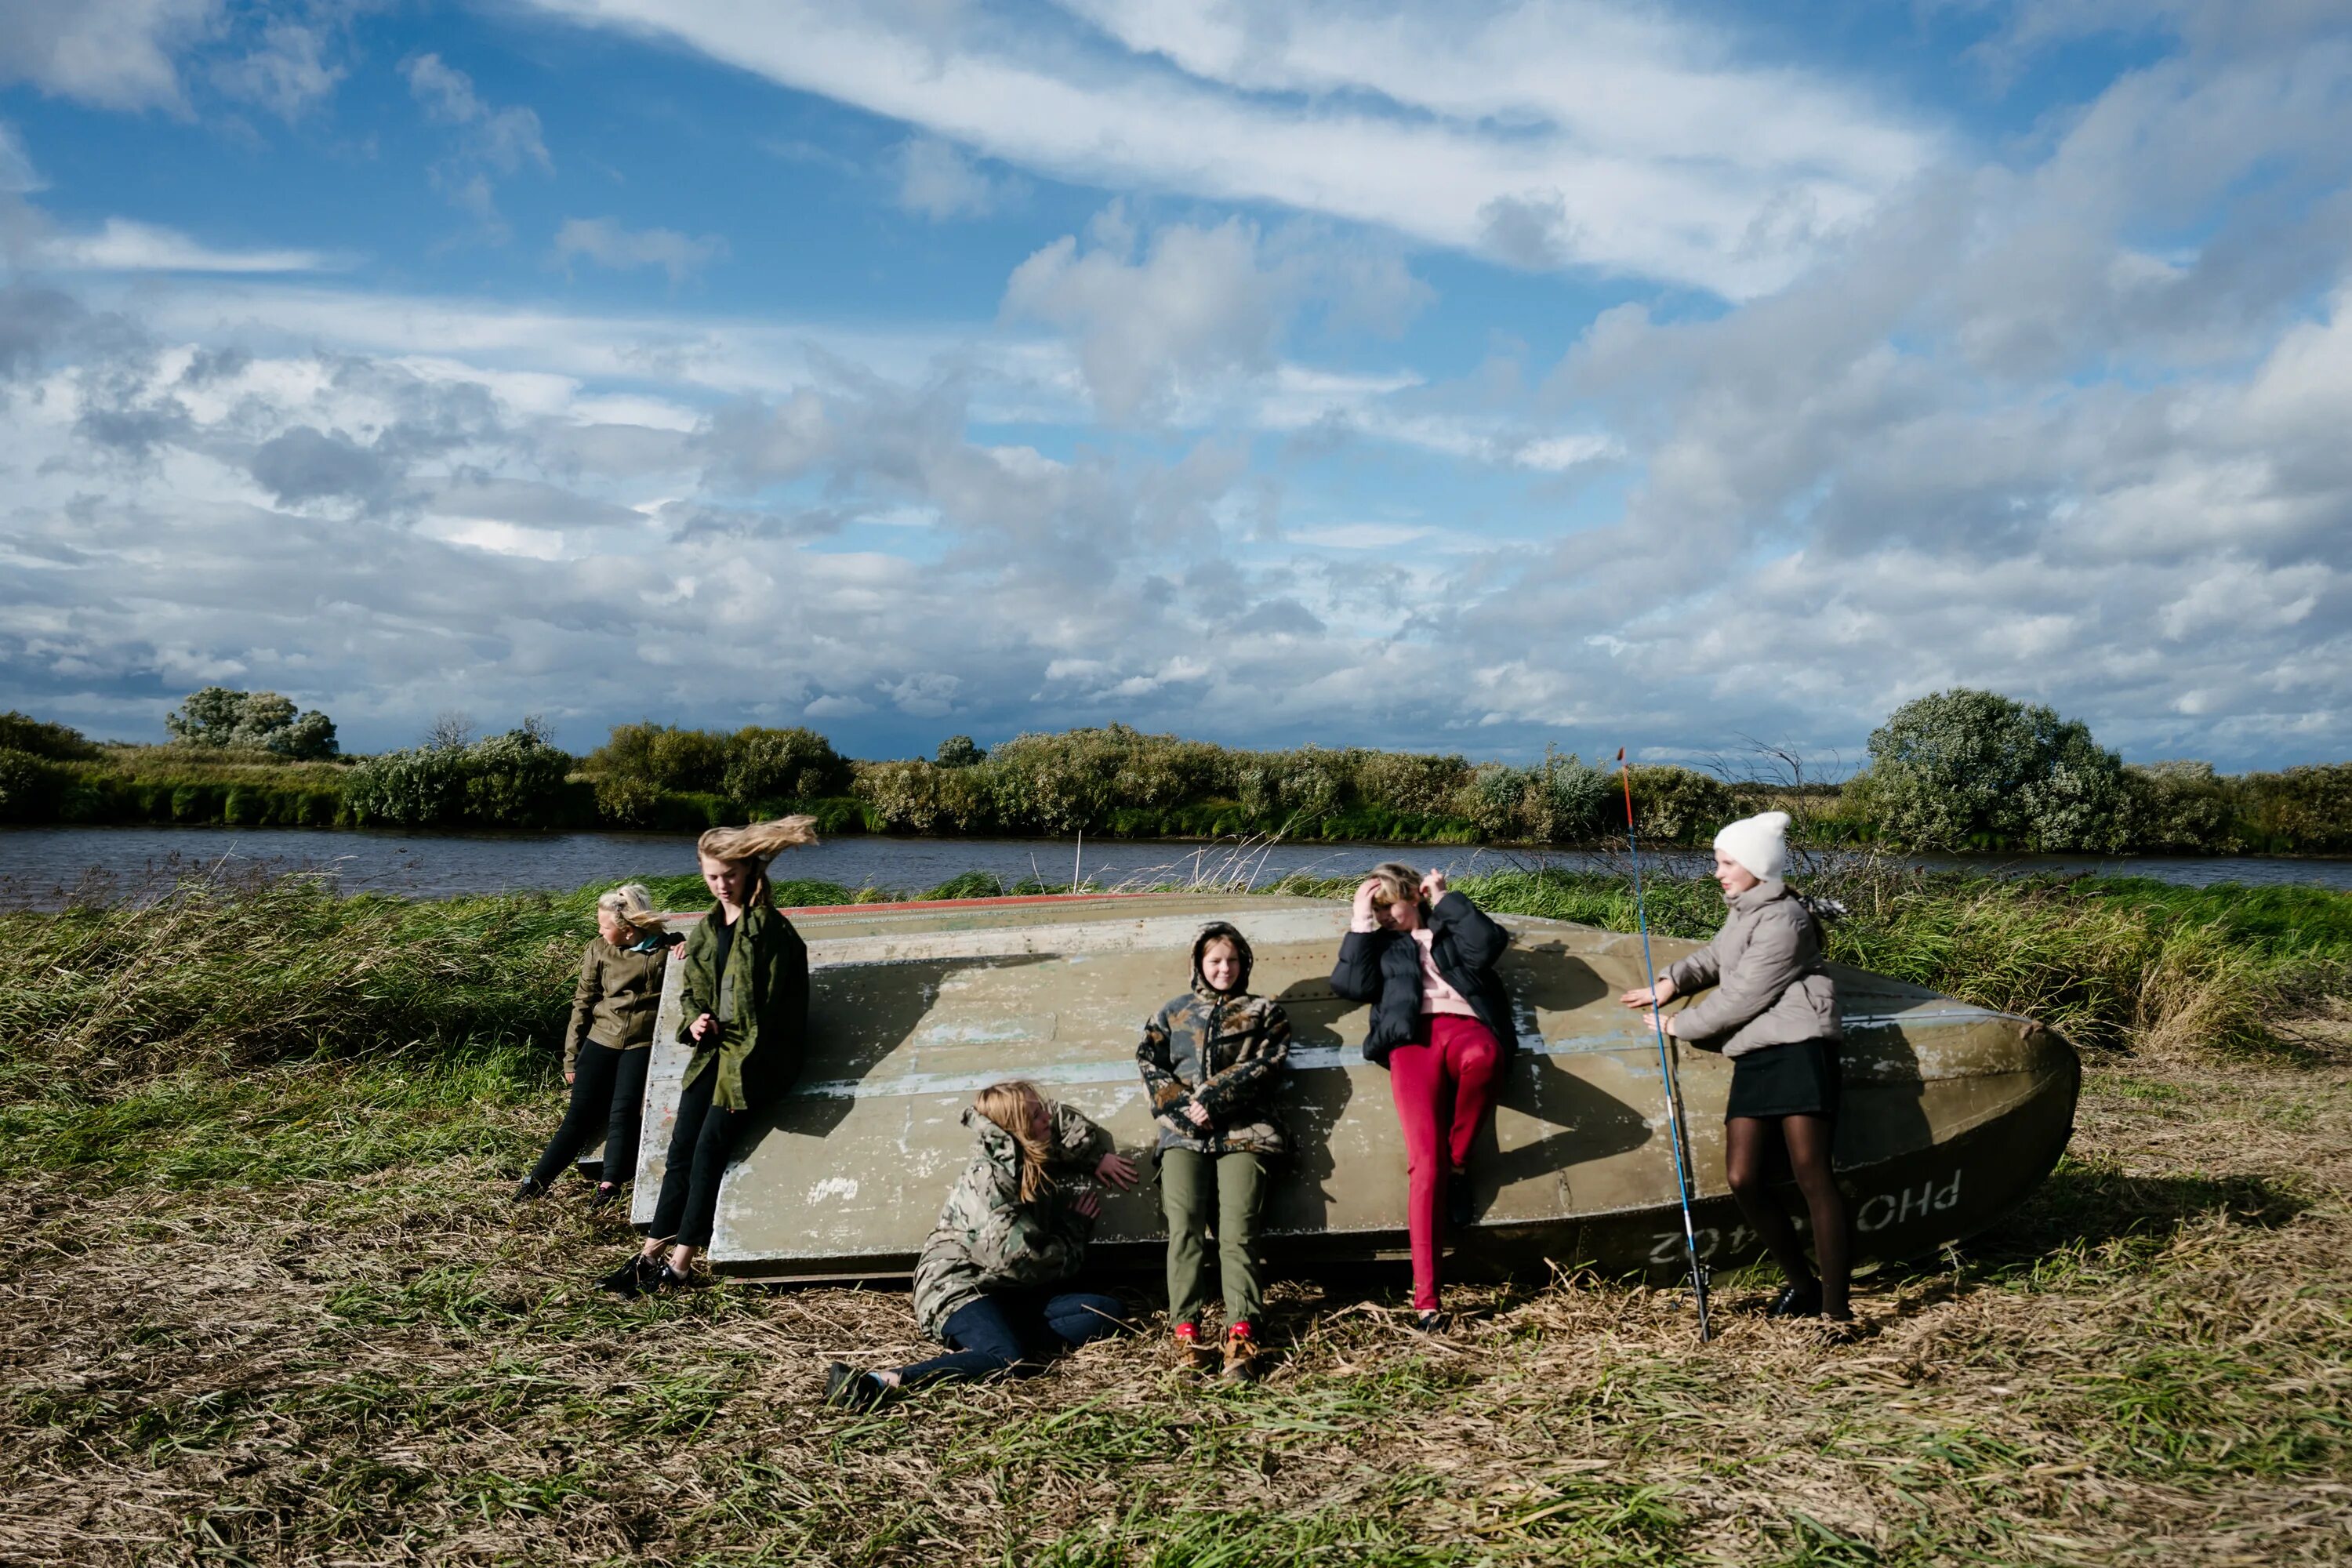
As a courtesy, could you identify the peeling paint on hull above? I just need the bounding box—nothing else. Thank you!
[598,892,2078,1284]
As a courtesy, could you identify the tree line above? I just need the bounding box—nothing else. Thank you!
[0,689,2346,855]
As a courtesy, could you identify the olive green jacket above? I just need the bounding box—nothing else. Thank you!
[912,1102,1115,1341]
[676,900,810,1112]
[563,936,670,1076]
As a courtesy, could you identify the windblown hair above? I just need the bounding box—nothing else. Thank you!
[971,1080,1056,1203]
[695,815,820,908]
[594,882,663,938]
[1367,861,1424,915]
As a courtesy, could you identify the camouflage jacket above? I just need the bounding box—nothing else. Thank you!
[912,1102,1116,1341]
[1136,983,1292,1156]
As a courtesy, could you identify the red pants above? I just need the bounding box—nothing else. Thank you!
[1388,1014,1501,1311]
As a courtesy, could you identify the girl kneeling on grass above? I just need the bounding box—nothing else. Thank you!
[1619,811,1852,1323]
[1138,921,1291,1380]
[598,818,815,1298]
[517,883,677,1208]
[824,1080,1141,1408]
[1328,862,1517,1331]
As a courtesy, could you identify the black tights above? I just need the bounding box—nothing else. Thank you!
[529,1040,651,1189]
[647,1063,760,1251]
[1725,1114,1849,1316]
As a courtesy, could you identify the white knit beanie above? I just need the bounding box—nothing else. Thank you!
[1713,811,1791,882]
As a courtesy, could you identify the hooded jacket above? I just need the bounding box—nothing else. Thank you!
[912,1101,1116,1341]
[1662,878,1840,1058]
[1328,891,1518,1067]
[1136,923,1293,1156]
[675,898,809,1112]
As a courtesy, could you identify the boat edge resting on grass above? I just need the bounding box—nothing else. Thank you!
[594,889,2078,1289]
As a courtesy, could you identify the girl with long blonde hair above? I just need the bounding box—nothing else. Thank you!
[517,882,677,1207]
[598,818,818,1296]
[823,1080,1140,1406]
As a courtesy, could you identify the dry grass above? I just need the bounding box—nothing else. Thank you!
[4,1045,2348,1563]
[3,870,2350,1564]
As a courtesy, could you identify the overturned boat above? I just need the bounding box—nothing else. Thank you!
[608,892,2078,1283]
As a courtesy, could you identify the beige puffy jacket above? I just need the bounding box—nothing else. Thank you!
[1662,880,1840,1058]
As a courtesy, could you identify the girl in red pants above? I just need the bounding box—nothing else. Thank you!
[1329,862,1517,1329]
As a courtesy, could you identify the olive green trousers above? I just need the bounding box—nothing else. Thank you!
[1160,1147,1268,1327]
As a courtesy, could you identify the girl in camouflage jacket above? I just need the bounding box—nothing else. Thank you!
[824,1080,1140,1407]
[1137,922,1290,1378]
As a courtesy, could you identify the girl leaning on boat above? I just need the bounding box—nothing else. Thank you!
[1137,921,1291,1380]
[1620,810,1853,1324]
[823,1080,1142,1408]
[598,817,816,1298]
[1328,862,1518,1330]
[517,882,678,1208]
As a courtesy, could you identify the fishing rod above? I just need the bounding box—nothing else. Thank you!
[1618,747,1713,1343]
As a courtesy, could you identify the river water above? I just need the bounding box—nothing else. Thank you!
[2,825,2347,910]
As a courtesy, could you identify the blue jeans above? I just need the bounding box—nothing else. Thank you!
[896,1290,1130,1386]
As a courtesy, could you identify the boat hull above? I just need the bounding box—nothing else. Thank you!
[615,893,2078,1283]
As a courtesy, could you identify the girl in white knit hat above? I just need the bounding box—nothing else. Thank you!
[1617,811,1852,1324]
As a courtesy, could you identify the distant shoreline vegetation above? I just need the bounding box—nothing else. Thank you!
[0,691,2347,856]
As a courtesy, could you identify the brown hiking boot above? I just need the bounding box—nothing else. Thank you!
[1172,1322,1218,1374]
[1221,1321,1261,1381]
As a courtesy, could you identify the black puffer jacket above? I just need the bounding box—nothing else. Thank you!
[1328,891,1517,1068]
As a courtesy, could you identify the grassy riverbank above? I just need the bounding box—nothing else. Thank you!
[2,869,2347,1563]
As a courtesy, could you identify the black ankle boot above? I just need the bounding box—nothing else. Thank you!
[514,1176,548,1202]
[596,1254,659,1297]
[824,1362,887,1410]
[1766,1281,1824,1319]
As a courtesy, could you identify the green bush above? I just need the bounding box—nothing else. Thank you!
[1864,688,2131,851]
[0,747,70,822]
[163,686,338,759]
[724,727,851,800]
[0,712,100,761]
[2236,764,2352,855]
[346,728,579,829]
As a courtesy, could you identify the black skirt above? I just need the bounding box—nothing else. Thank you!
[1724,1038,1840,1120]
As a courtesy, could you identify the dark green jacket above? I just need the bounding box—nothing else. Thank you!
[676,900,809,1112]
[563,935,670,1076]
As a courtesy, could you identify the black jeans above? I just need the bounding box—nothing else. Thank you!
[895,1290,1130,1386]
[528,1040,652,1189]
[647,1058,760,1250]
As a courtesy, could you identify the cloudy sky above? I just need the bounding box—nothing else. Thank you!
[2,0,2347,769]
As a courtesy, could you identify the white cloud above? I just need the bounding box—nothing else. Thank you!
[1290,523,1435,550]
[405,54,552,174]
[1004,211,1287,421]
[553,217,728,284]
[895,138,1006,220]
[212,20,344,122]
[0,0,216,113]
[38,218,343,274]
[517,0,1935,296]
[0,121,42,194]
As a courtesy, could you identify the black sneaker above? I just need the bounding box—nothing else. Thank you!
[1414,1308,1446,1334]
[824,1362,885,1410]
[1766,1282,1824,1319]
[653,1261,693,1293]
[596,1254,659,1297]
[1446,1169,1473,1229]
[588,1182,623,1210]
[514,1176,548,1203]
